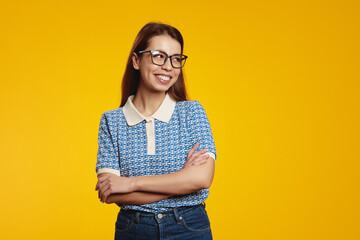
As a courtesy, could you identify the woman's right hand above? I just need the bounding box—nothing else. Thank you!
[183,142,210,168]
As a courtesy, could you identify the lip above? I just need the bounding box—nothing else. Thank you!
[154,74,172,84]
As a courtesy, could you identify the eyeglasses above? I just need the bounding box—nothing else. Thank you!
[137,50,188,68]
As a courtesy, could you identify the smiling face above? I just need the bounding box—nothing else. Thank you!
[132,35,182,94]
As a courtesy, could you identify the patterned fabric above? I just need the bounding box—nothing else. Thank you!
[96,99,216,213]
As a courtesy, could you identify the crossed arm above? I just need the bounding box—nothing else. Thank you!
[95,143,215,205]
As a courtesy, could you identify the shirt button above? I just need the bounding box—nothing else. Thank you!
[157,213,163,219]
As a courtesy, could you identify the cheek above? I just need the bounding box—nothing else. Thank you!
[170,75,180,85]
[173,70,181,80]
[169,73,181,88]
[139,64,156,78]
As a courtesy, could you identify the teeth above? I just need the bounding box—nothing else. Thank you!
[156,75,170,81]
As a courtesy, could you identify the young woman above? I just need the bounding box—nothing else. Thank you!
[95,22,217,240]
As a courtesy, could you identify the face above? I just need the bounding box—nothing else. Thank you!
[132,35,182,94]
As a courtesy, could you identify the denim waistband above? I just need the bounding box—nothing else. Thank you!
[119,203,206,223]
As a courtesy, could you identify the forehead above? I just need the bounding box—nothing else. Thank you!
[147,35,181,55]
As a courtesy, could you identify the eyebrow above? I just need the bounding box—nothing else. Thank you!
[155,49,182,55]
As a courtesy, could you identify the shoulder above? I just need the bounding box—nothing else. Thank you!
[175,100,208,121]
[99,108,123,124]
[176,100,204,112]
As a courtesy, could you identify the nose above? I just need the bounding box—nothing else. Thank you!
[161,58,172,71]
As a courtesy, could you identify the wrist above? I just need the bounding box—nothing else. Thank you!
[130,177,139,192]
[105,195,114,204]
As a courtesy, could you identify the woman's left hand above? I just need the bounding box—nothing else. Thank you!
[95,175,135,203]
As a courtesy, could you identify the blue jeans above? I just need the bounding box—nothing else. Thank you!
[114,203,213,240]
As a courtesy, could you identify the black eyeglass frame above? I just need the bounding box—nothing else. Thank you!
[137,50,188,68]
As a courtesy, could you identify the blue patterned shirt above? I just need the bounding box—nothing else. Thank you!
[96,94,216,213]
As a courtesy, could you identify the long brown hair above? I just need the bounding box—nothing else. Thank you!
[120,22,188,107]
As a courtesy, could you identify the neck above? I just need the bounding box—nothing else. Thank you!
[132,86,166,117]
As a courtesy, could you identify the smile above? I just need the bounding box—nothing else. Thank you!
[155,74,171,82]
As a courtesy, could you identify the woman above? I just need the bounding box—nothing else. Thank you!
[95,22,217,240]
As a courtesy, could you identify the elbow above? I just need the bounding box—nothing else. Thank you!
[194,174,213,190]
[178,175,212,194]
[204,179,213,189]
[190,160,215,190]
[201,177,213,189]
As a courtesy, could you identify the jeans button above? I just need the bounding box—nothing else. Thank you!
[157,213,163,219]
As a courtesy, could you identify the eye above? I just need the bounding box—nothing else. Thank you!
[152,52,166,59]
[172,55,182,62]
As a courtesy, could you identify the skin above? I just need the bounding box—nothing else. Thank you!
[132,35,182,116]
[95,35,215,204]
[96,143,213,204]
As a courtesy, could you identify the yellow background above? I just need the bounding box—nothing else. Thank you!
[1,0,359,239]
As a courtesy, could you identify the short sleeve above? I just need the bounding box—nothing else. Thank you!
[187,101,217,160]
[96,113,120,176]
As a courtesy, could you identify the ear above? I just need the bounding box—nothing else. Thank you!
[132,52,140,70]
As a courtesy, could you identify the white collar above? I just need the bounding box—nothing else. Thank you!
[122,93,176,126]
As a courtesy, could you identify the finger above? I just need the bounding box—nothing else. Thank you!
[202,153,210,159]
[99,189,102,201]
[188,149,208,163]
[190,158,207,166]
[98,178,110,190]
[185,157,197,167]
[99,182,111,196]
[186,151,208,167]
[98,175,110,183]
[102,188,111,203]
[184,161,191,168]
[199,154,210,163]
[186,142,199,159]
[98,182,111,201]
[99,187,106,202]
[191,154,209,166]
[187,148,206,163]
[101,191,105,202]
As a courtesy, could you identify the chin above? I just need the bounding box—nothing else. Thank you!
[153,85,172,93]
[140,77,177,93]
[153,81,177,92]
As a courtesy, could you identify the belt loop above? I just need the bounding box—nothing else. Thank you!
[135,212,140,224]
[173,208,181,223]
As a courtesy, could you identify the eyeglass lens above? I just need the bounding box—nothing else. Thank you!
[151,51,186,68]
